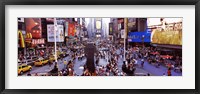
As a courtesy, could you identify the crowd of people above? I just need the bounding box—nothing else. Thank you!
[125,46,182,76]
[25,39,182,76]
[81,40,128,76]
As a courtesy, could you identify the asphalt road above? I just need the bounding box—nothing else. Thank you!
[20,50,182,76]
[21,56,87,76]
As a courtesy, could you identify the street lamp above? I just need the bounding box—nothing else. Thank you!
[54,18,58,63]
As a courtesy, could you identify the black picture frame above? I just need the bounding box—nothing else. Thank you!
[0,0,199,94]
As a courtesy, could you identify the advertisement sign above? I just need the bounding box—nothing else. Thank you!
[65,22,68,36]
[32,38,45,45]
[121,29,125,38]
[128,31,151,42]
[57,25,64,42]
[47,24,64,42]
[109,23,113,35]
[68,23,75,36]
[96,21,101,30]
[128,18,137,31]
[47,25,54,42]
[118,18,124,30]
[148,18,182,45]
[25,18,42,39]
[75,26,80,36]
[151,29,182,45]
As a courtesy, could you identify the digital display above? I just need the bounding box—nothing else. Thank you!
[128,31,151,42]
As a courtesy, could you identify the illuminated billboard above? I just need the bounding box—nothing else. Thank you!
[109,23,113,35]
[47,24,64,42]
[149,18,182,45]
[96,21,101,29]
[151,29,182,45]
[68,23,75,36]
[25,18,42,39]
[128,31,151,42]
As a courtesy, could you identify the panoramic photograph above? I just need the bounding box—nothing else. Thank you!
[17,17,182,76]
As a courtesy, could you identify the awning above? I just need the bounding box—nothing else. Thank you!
[18,31,25,48]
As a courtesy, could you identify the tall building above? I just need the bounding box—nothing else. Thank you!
[110,18,118,43]
[95,18,102,38]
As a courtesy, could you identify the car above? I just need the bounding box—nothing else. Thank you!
[49,55,56,62]
[34,59,49,66]
[18,64,32,75]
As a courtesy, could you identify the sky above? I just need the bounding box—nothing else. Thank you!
[147,18,182,26]
[85,18,110,27]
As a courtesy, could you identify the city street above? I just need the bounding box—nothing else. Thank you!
[18,17,182,76]
[22,55,87,76]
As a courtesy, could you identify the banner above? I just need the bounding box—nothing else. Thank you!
[47,24,64,42]
[25,18,42,39]
[128,31,151,42]
[68,23,75,36]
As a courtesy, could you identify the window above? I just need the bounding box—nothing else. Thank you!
[22,66,26,68]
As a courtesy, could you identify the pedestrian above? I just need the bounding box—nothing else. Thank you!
[48,60,52,69]
[35,73,38,76]
[167,68,172,76]
[64,60,67,69]
[27,72,31,76]
[141,59,144,68]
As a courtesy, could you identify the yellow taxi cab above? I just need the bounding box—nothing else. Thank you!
[57,51,62,59]
[49,55,56,62]
[18,64,32,75]
[34,59,49,66]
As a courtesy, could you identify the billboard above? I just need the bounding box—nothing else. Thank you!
[68,23,75,37]
[109,23,113,35]
[96,21,101,30]
[25,18,42,39]
[128,31,151,42]
[151,29,182,45]
[149,18,182,45]
[47,24,64,42]
[58,25,64,42]
[128,18,137,31]
[65,22,68,36]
